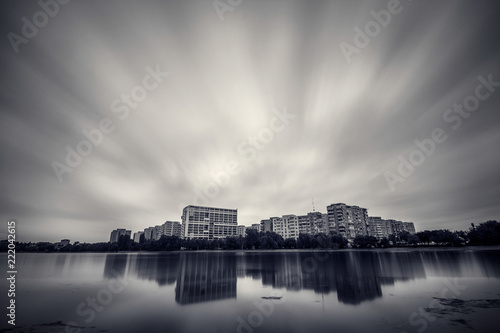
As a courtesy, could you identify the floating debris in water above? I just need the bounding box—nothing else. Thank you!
[261,296,282,300]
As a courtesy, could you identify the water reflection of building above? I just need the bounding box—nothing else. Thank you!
[128,254,180,286]
[103,252,238,305]
[175,253,237,305]
[102,251,426,305]
[103,254,129,279]
[102,249,500,307]
[237,251,426,305]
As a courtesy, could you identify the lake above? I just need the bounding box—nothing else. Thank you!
[1,247,500,333]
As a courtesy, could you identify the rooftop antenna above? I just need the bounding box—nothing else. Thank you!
[312,197,315,212]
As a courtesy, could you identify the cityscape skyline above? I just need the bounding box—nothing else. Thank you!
[102,202,417,244]
[6,197,487,244]
[1,0,499,244]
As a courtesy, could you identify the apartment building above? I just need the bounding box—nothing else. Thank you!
[327,203,368,239]
[109,228,131,243]
[272,215,299,239]
[182,205,238,240]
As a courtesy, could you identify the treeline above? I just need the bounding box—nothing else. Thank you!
[2,230,348,253]
[1,220,499,252]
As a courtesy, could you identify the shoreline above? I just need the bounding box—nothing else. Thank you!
[4,244,500,254]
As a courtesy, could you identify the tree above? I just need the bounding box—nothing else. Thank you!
[407,234,420,245]
[158,235,181,251]
[415,229,459,246]
[416,231,432,244]
[297,233,313,249]
[36,242,55,252]
[260,235,279,249]
[225,236,243,250]
[283,238,297,249]
[353,235,378,248]
[399,231,410,243]
[244,229,260,249]
[109,243,119,252]
[378,238,390,247]
[267,232,284,248]
[468,220,500,245]
[332,234,348,249]
[117,234,131,251]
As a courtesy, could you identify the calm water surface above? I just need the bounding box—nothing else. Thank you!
[1,247,500,333]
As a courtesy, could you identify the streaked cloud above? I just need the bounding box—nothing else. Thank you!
[0,0,499,242]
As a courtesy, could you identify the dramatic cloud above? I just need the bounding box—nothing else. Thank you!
[1,0,499,242]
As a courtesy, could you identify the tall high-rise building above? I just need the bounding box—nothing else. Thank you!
[272,215,299,239]
[181,205,238,240]
[298,215,312,234]
[153,225,163,240]
[262,212,328,239]
[367,217,416,239]
[317,213,330,234]
[403,222,416,234]
[109,229,131,243]
[143,227,154,240]
[136,221,182,242]
[258,203,416,242]
[237,225,246,237]
[163,221,182,237]
[327,203,368,239]
[133,231,144,243]
[251,223,261,231]
[367,217,391,239]
[260,219,272,232]
[388,219,403,235]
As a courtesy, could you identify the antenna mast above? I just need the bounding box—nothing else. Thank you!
[312,197,315,212]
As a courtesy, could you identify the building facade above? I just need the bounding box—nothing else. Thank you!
[182,205,238,240]
[153,225,163,240]
[367,216,391,239]
[403,222,416,234]
[298,215,312,234]
[247,223,261,232]
[327,203,368,239]
[367,217,416,239]
[109,229,131,243]
[298,212,329,235]
[272,215,299,239]
[163,221,182,237]
[260,219,273,233]
[237,225,246,237]
[133,231,144,243]
[143,227,154,240]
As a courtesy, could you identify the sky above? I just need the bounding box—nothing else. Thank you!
[1,0,499,243]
